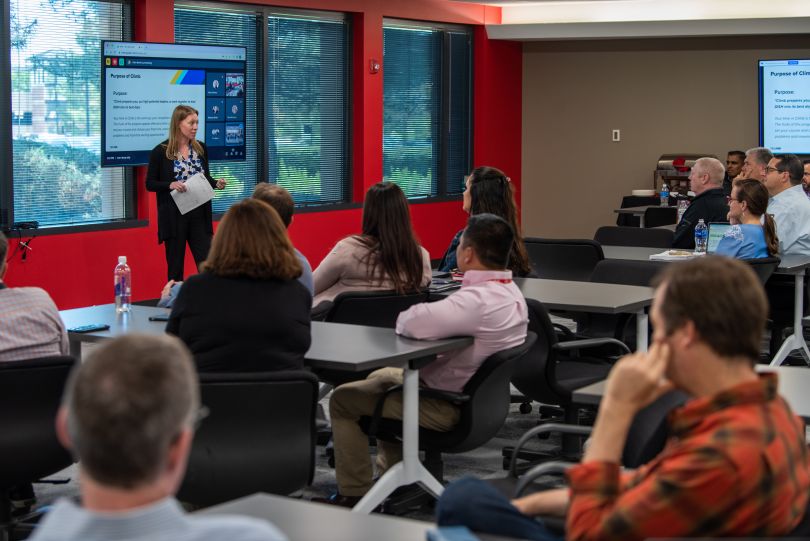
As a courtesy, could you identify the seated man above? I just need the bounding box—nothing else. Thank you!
[740,146,773,182]
[672,157,728,249]
[324,213,528,506]
[0,231,68,361]
[764,153,810,256]
[30,334,286,541]
[722,149,745,195]
[437,256,810,541]
[158,182,314,308]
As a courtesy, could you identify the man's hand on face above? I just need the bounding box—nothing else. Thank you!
[603,342,675,417]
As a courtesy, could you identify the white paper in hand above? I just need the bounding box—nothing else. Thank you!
[171,172,215,215]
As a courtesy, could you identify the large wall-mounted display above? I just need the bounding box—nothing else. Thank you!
[101,41,247,166]
[759,59,810,155]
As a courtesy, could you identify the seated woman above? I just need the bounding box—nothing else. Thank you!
[716,178,778,259]
[167,198,311,372]
[438,166,531,276]
[312,182,431,308]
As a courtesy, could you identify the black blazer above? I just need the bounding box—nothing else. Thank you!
[166,272,312,373]
[145,140,217,243]
[672,188,729,249]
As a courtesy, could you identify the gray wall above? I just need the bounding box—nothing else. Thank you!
[521,35,810,238]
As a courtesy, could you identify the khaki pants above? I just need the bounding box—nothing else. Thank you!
[330,367,461,497]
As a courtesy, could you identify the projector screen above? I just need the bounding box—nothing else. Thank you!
[101,41,247,167]
[759,59,810,155]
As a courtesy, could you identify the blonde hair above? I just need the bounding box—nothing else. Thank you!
[201,199,302,280]
[165,105,204,160]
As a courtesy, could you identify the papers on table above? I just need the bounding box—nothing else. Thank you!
[649,250,705,261]
[170,172,214,215]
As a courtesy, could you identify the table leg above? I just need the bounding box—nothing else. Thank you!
[770,273,810,366]
[352,366,444,513]
[639,215,645,228]
[69,338,82,359]
[636,310,648,352]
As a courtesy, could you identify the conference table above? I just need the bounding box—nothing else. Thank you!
[573,365,810,421]
[201,492,522,541]
[60,303,474,514]
[601,246,810,366]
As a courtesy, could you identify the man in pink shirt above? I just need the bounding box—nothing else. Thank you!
[324,214,529,506]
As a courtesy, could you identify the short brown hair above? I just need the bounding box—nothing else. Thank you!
[202,198,302,280]
[64,334,199,489]
[653,256,767,363]
[252,183,294,228]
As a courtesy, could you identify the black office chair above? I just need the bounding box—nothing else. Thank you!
[524,238,604,282]
[357,333,537,512]
[615,196,658,227]
[317,289,429,327]
[505,299,629,465]
[178,370,319,507]
[574,259,667,347]
[643,206,677,228]
[745,256,780,286]
[0,356,76,539]
[593,226,674,248]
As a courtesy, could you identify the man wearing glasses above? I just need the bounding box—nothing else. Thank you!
[29,334,286,541]
[764,154,810,256]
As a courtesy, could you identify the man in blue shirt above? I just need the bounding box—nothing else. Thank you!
[765,153,810,256]
[30,334,286,541]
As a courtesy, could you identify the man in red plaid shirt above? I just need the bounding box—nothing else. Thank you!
[437,256,810,541]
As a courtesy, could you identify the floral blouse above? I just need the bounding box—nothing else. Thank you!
[173,145,204,182]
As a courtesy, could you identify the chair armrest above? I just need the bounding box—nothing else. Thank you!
[417,387,471,404]
[515,461,576,498]
[552,323,575,339]
[552,337,631,355]
[509,423,592,477]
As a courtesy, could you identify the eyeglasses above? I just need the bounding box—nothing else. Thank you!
[726,196,740,204]
[765,166,780,175]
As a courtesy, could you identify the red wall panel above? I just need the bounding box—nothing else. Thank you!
[3,0,521,309]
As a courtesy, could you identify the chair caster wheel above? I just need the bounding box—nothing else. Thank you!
[519,402,532,414]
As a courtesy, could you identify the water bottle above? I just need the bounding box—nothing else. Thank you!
[114,256,131,313]
[694,219,708,254]
[677,198,690,223]
[660,183,670,207]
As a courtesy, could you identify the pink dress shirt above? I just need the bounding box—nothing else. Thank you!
[395,269,528,392]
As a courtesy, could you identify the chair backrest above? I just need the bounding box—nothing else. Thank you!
[643,206,677,228]
[589,259,668,287]
[621,390,688,468]
[744,256,780,286]
[441,332,537,453]
[616,196,658,227]
[594,226,674,248]
[325,290,429,328]
[524,238,604,282]
[178,370,319,506]
[510,299,564,405]
[0,356,76,488]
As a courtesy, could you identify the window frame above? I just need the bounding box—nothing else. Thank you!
[0,0,139,235]
[382,18,474,201]
[174,1,354,217]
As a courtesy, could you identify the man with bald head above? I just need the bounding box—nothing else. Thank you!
[741,147,774,182]
[672,157,729,249]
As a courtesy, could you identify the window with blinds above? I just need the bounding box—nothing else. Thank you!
[174,5,351,211]
[383,21,472,199]
[5,0,134,228]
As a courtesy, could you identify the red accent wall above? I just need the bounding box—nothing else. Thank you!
[3,0,521,309]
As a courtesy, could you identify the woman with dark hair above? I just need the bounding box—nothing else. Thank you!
[146,104,227,281]
[167,198,311,372]
[312,182,431,307]
[438,166,531,276]
[716,178,778,259]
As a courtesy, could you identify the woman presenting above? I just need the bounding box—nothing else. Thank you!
[146,104,227,281]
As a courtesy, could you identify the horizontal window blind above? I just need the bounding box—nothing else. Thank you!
[10,0,133,227]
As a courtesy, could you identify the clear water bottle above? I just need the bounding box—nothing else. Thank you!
[114,256,131,313]
[677,198,690,223]
[694,219,708,254]
[660,183,670,207]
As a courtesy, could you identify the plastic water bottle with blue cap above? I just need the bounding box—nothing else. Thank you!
[114,256,131,313]
[660,183,670,207]
[694,219,708,254]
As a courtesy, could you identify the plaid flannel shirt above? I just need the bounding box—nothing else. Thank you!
[566,373,809,541]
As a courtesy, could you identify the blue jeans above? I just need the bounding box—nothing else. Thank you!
[436,477,563,541]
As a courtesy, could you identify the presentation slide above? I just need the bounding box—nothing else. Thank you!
[102,41,247,167]
[759,59,810,155]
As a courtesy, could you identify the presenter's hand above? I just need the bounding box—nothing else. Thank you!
[170,181,187,192]
[215,178,227,190]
